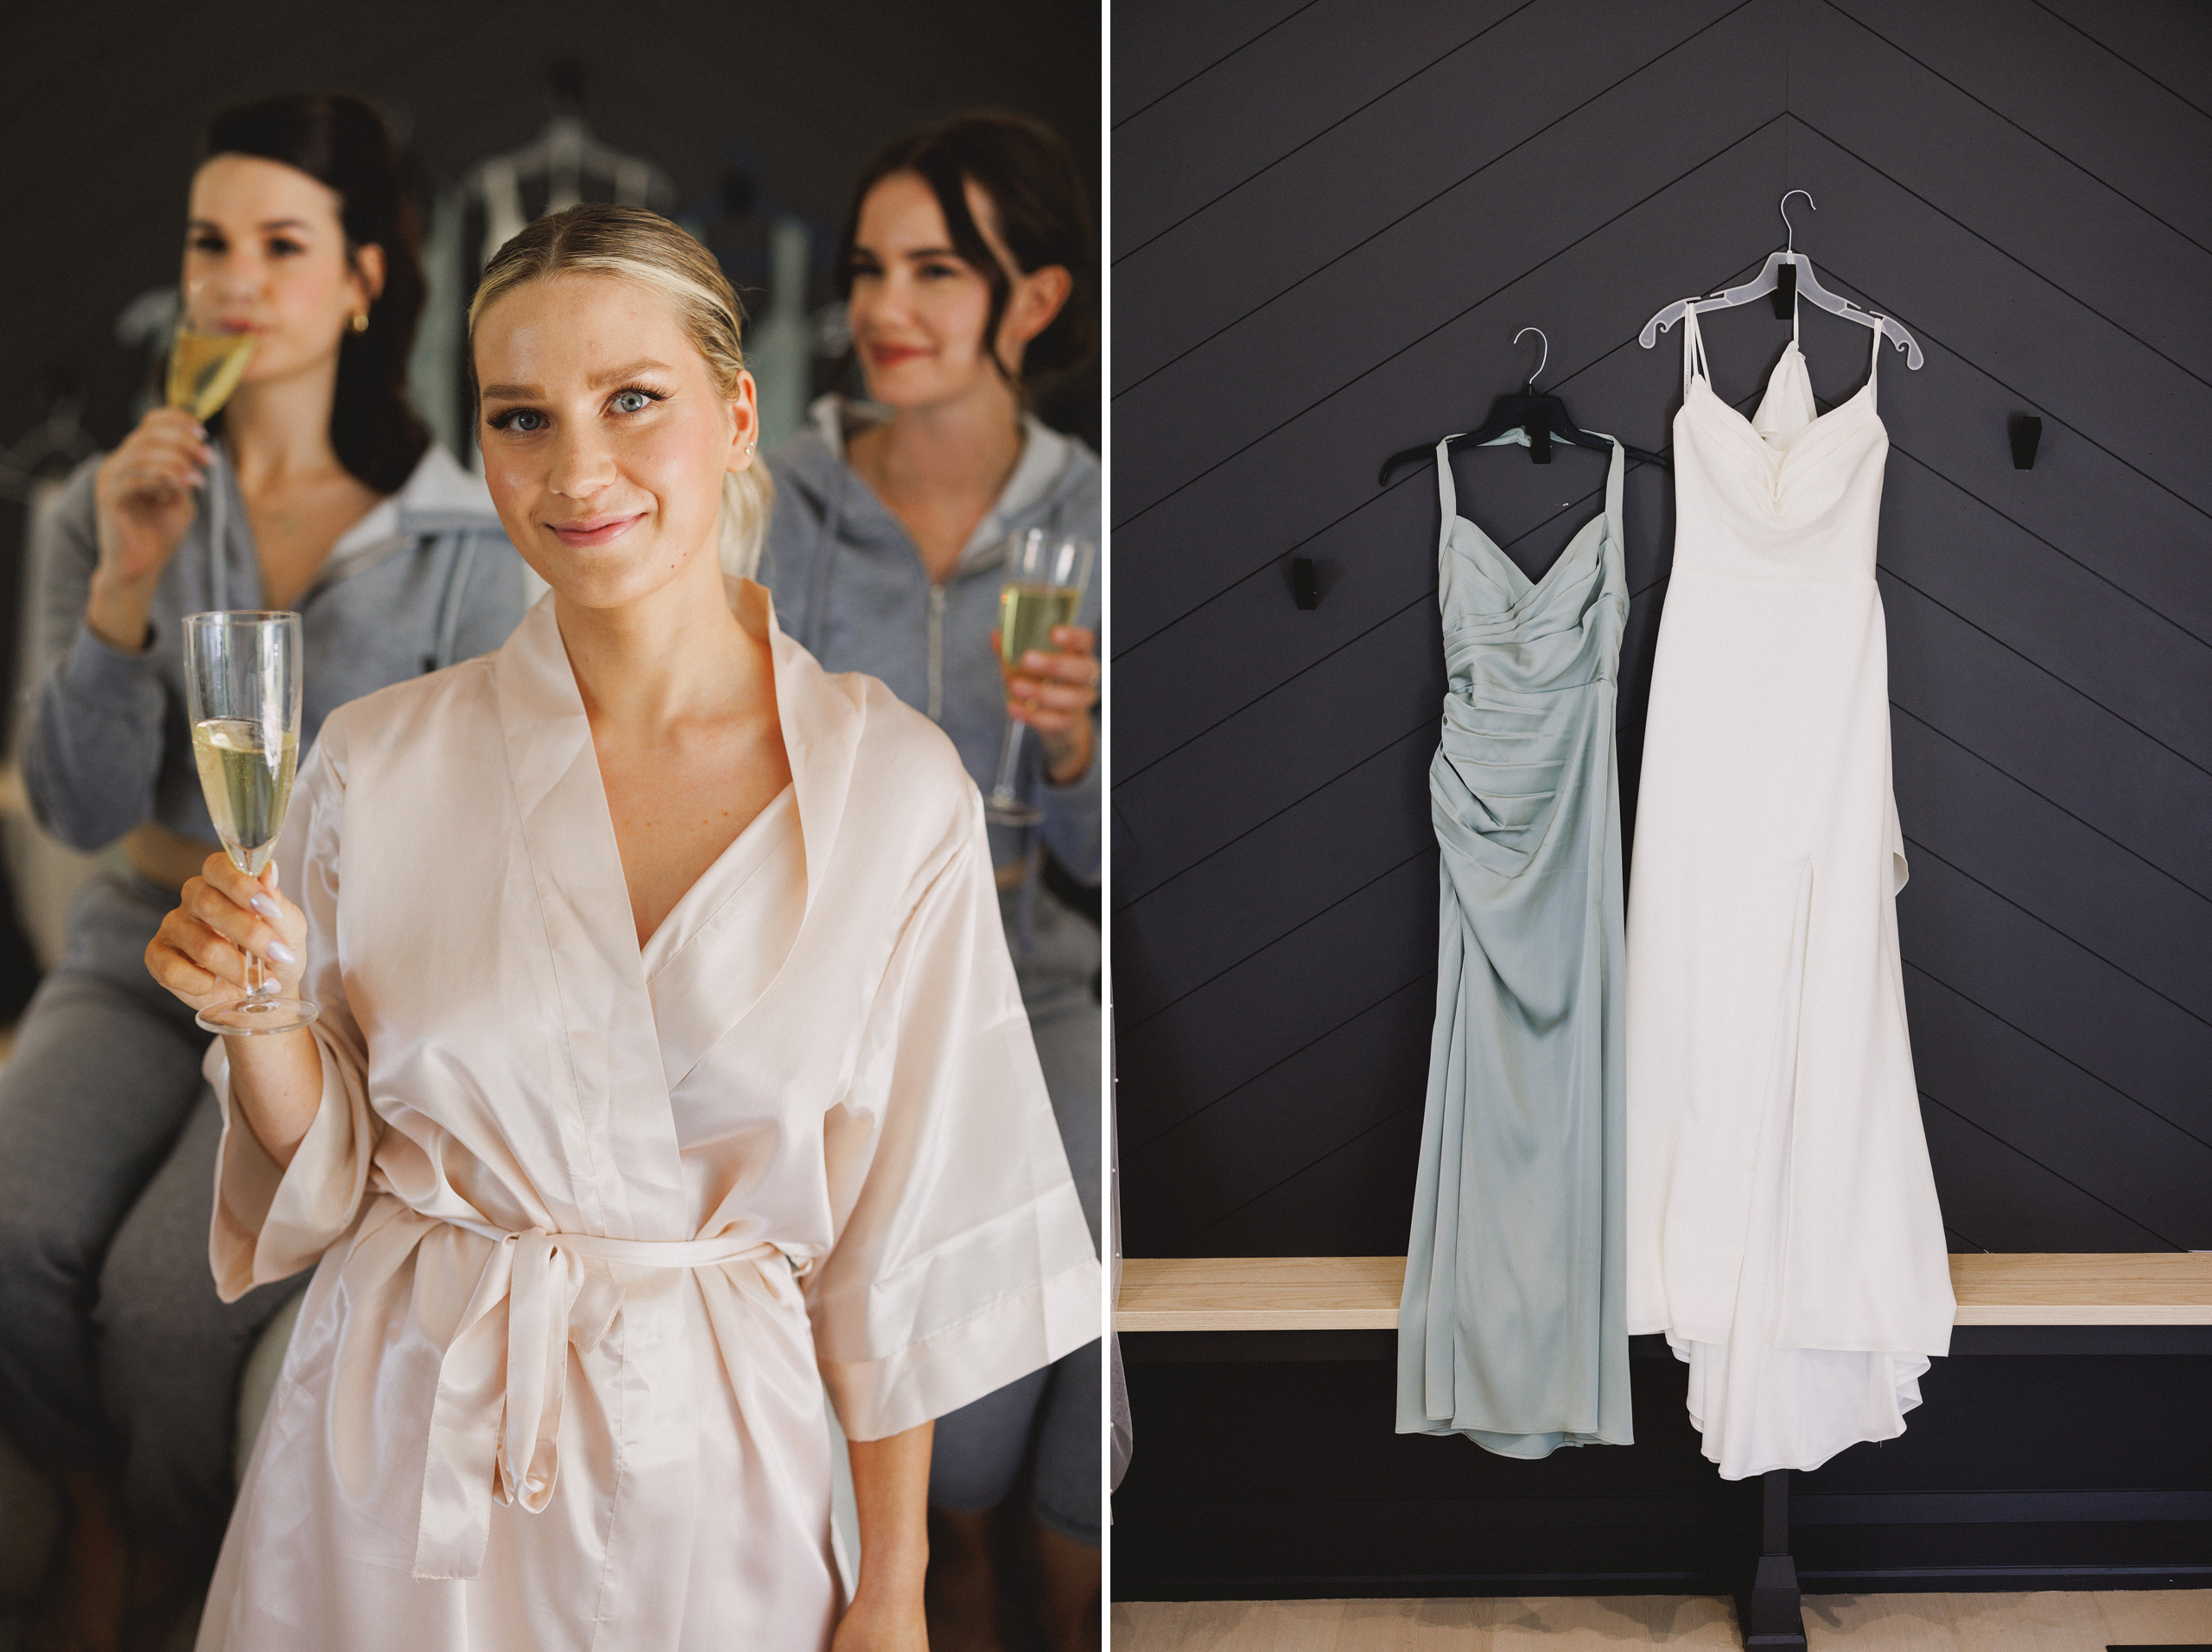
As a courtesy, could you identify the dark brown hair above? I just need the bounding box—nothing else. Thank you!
[201,93,429,493]
[834,111,1096,399]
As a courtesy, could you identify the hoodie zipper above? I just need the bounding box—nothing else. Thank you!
[926,583,947,723]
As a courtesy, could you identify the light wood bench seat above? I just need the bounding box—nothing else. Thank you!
[1115,1252,2212,1332]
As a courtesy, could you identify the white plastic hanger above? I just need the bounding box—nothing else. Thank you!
[1639,192,1923,370]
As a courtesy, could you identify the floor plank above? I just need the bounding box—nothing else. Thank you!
[1115,1591,2212,1650]
[2094,1587,2212,1646]
[1804,1592,1959,1652]
[1332,1595,1489,1650]
[1943,1589,2113,1652]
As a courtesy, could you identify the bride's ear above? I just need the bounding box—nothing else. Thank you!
[726,371,761,473]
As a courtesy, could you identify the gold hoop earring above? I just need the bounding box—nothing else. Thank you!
[350,311,369,334]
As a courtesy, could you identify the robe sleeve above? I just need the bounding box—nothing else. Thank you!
[205,728,378,1299]
[807,799,1102,1440]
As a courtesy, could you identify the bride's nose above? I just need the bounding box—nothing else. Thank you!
[547,419,618,499]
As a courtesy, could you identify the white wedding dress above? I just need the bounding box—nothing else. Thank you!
[1624,304,1954,1479]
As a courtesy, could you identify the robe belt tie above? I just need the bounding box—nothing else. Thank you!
[412,1220,785,1580]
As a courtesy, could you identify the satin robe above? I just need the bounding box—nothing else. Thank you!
[194,582,1100,1651]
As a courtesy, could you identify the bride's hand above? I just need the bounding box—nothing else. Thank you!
[146,853,307,1015]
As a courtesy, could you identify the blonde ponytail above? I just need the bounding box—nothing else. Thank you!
[718,465,774,580]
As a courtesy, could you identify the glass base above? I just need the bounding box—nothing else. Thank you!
[984,795,1043,828]
[197,994,320,1036]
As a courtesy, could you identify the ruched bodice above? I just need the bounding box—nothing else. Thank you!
[1625,305,1953,1480]
[1397,426,1632,1458]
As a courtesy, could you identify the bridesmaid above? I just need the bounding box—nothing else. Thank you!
[756,111,1102,1652]
[0,93,524,1652]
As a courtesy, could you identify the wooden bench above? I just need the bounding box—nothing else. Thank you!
[1114,1253,2212,1648]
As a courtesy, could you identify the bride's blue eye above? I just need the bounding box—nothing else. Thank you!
[489,408,543,433]
[612,390,655,414]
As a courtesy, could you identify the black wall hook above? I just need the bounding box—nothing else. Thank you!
[1291,556,1319,610]
[2009,414,2043,470]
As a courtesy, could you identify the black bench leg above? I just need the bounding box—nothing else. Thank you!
[1739,1469,1806,1649]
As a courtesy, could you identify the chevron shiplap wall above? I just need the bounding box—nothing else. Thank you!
[1111,0,2212,1265]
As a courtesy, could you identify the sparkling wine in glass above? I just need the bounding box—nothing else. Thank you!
[183,611,318,1035]
[985,529,1096,828]
[167,325,255,420]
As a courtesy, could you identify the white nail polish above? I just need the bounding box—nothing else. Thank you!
[251,894,280,919]
[267,940,297,967]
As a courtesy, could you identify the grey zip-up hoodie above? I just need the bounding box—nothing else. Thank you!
[22,442,528,850]
[759,397,1101,883]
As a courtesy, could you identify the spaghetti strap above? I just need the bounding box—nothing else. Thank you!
[1866,315,1882,408]
[1434,434,1460,557]
[1681,308,1711,400]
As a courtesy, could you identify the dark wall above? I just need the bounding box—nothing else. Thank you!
[1110,0,2212,1262]
[0,0,1099,439]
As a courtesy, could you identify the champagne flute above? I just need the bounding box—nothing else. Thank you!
[166,321,255,421]
[985,529,1096,828]
[167,292,254,556]
[182,611,318,1035]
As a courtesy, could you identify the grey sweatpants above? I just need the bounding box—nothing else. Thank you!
[928,879,1102,1546]
[0,872,302,1565]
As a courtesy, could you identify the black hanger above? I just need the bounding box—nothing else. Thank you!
[1377,329,1671,487]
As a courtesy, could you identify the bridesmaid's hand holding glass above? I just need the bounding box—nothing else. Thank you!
[88,408,216,650]
[996,622,1098,785]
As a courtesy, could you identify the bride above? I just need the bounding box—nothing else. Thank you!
[147,203,1098,1652]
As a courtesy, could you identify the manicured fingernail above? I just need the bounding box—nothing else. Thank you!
[250,894,280,919]
[1024,651,1048,670]
[266,940,296,967]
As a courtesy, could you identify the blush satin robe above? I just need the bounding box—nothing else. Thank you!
[193,582,1101,1651]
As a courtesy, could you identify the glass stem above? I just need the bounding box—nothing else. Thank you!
[988,716,1027,805]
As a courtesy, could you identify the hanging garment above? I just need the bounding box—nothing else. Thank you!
[1625,307,1953,1480]
[1396,426,1634,1458]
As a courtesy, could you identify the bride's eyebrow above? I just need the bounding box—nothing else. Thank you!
[480,360,673,403]
[588,359,674,388]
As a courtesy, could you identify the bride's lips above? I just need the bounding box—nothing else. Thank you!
[547,511,645,548]
[868,342,928,368]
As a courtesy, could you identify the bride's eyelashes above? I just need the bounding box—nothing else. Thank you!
[483,384,671,435]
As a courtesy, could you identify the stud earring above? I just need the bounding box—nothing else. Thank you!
[350,311,369,334]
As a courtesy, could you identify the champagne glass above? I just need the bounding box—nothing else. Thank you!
[166,321,255,420]
[986,529,1096,828]
[167,293,254,556]
[182,612,318,1035]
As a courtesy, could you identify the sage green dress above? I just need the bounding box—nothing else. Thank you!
[1395,427,1634,1458]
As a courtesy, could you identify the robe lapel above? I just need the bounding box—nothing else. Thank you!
[491,599,685,1237]
[632,581,865,1089]
[645,787,804,1089]
[742,578,861,923]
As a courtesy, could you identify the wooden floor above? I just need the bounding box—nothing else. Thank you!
[1110,1591,2212,1650]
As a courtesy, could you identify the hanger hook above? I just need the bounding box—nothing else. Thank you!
[1779,189,1815,254]
[1513,327,1548,391]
